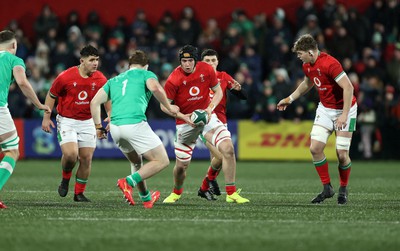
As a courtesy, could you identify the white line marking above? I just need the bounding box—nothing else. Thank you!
[46,217,400,225]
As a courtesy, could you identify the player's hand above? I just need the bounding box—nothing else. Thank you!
[204,107,212,123]
[335,114,347,131]
[42,117,55,133]
[183,113,196,128]
[277,97,292,111]
[168,105,180,117]
[95,124,108,139]
[103,117,110,132]
[38,104,52,114]
[232,80,241,91]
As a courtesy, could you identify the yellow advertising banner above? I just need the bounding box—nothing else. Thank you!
[238,120,336,160]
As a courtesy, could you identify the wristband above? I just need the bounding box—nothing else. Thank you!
[289,95,294,103]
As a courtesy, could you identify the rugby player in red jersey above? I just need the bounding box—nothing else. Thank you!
[197,49,247,201]
[161,45,249,204]
[42,45,108,202]
[277,34,357,205]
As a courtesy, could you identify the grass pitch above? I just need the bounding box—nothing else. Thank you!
[1,160,399,251]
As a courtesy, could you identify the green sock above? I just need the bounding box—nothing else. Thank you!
[139,190,151,202]
[0,156,16,190]
[126,172,142,187]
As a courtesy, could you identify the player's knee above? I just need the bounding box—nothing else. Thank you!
[160,155,170,168]
[218,141,235,158]
[63,152,78,165]
[174,143,193,162]
[211,126,232,149]
[310,126,330,144]
[79,155,93,167]
[336,149,349,164]
[336,136,352,151]
[1,134,20,156]
[5,149,19,161]
[309,144,323,156]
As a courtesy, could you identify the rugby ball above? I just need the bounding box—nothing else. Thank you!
[190,109,208,126]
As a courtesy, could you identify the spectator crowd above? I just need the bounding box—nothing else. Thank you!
[4,0,400,159]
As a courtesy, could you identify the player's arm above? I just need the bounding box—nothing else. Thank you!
[335,74,354,130]
[147,78,179,117]
[41,91,57,133]
[206,84,222,116]
[13,66,51,113]
[277,76,314,111]
[229,80,247,100]
[90,88,108,139]
[102,100,112,131]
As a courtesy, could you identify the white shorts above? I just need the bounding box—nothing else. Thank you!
[110,121,162,155]
[0,107,16,135]
[175,113,224,150]
[56,115,96,148]
[314,103,357,132]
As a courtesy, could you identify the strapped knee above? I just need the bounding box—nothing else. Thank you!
[336,136,352,150]
[0,133,19,151]
[310,126,330,144]
[174,142,193,162]
[211,126,231,149]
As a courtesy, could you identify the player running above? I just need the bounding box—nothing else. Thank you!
[161,45,249,204]
[91,50,179,208]
[197,49,247,201]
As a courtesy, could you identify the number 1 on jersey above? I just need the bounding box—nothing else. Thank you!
[122,79,127,96]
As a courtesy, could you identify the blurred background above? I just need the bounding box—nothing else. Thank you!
[1,0,399,161]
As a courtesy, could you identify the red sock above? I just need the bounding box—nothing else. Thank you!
[338,163,351,187]
[173,187,183,195]
[225,184,236,195]
[313,158,330,185]
[62,170,72,180]
[207,166,220,181]
[74,182,86,194]
[200,177,209,191]
[74,177,88,194]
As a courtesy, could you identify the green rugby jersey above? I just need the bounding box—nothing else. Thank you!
[103,68,157,125]
[0,51,25,107]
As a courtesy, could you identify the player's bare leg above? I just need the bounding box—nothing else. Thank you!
[73,147,95,202]
[198,140,224,201]
[58,142,78,198]
[310,139,334,204]
[204,128,249,203]
[119,145,168,207]
[335,131,353,205]
[163,159,190,203]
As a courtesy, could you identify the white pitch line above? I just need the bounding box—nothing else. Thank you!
[46,217,400,225]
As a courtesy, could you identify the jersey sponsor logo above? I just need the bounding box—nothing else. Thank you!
[313,77,327,91]
[313,77,322,87]
[78,91,88,100]
[189,86,200,96]
[76,91,89,105]
[187,86,203,101]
